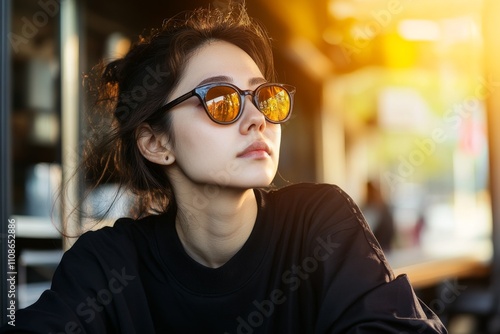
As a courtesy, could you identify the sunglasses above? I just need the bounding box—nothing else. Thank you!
[157,82,296,124]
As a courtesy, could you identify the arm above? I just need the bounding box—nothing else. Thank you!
[310,186,447,333]
[0,225,153,333]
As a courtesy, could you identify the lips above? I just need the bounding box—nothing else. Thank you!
[237,141,271,158]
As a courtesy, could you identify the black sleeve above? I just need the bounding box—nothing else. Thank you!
[0,224,154,333]
[336,274,446,333]
[317,270,447,333]
[309,185,447,334]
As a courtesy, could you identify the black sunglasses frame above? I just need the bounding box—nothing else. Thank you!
[156,82,296,124]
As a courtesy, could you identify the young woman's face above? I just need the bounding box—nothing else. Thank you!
[166,40,282,189]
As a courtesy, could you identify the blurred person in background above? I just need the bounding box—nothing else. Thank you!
[361,180,395,251]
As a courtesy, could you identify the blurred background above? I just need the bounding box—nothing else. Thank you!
[1,0,500,332]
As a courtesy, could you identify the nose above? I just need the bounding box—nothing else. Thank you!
[239,96,267,133]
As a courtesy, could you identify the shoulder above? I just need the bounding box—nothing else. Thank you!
[72,218,134,250]
[63,214,160,266]
[50,215,163,293]
[79,213,159,241]
[259,183,391,272]
[264,182,355,208]
[260,183,364,232]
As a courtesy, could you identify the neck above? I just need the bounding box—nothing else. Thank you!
[174,187,258,268]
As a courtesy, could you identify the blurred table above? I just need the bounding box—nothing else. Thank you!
[13,215,61,239]
[387,239,492,289]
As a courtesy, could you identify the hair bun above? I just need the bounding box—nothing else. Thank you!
[103,58,124,84]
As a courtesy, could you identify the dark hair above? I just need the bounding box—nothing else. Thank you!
[82,2,276,221]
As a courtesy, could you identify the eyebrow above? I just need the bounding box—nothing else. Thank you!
[197,75,267,86]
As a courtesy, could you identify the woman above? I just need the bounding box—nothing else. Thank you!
[1,3,446,333]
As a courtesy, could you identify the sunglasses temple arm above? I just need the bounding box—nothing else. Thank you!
[160,91,197,112]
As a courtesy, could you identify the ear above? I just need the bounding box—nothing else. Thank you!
[136,123,175,166]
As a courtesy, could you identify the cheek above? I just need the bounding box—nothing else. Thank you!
[268,125,282,152]
[171,119,227,167]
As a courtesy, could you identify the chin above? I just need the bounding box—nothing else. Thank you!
[216,164,277,189]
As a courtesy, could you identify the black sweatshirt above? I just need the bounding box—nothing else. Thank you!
[1,183,447,333]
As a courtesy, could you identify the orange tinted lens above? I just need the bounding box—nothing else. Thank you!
[256,86,290,122]
[205,86,240,123]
